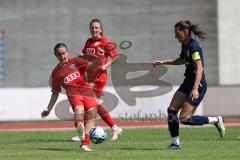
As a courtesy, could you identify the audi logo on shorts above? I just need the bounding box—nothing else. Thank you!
[64,71,81,83]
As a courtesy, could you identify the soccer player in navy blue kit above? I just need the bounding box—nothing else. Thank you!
[153,20,225,149]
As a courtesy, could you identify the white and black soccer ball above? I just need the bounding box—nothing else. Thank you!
[89,126,107,144]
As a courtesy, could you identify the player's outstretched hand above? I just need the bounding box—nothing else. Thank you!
[152,60,164,67]
[41,108,50,118]
[190,88,199,100]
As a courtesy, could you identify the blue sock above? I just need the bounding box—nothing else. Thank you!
[181,115,209,125]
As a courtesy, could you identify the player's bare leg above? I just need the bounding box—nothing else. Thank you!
[72,102,123,142]
[74,106,85,142]
[95,83,123,141]
[97,104,123,141]
[80,108,97,152]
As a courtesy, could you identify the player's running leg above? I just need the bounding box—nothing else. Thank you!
[211,116,225,137]
[97,105,122,141]
[80,108,97,152]
[73,106,85,142]
[179,104,225,138]
[167,91,187,150]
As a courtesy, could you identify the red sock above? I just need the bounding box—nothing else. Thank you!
[98,105,115,128]
[74,119,84,128]
[81,134,90,146]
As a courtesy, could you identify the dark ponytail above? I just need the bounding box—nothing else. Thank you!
[175,20,207,40]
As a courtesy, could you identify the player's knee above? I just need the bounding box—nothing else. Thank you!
[167,107,176,114]
[74,107,84,115]
[74,107,84,119]
[85,108,97,120]
[167,108,178,121]
[179,113,191,123]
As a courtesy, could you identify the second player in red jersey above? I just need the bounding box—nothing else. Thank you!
[71,19,122,142]
[81,30,119,94]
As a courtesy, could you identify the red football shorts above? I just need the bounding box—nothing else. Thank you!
[68,95,98,112]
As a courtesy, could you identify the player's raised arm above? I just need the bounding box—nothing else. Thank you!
[85,56,102,83]
[100,54,119,71]
[88,56,102,71]
[153,57,184,67]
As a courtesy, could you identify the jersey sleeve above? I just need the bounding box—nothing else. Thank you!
[50,68,61,94]
[81,39,90,55]
[190,42,201,61]
[74,57,88,73]
[104,39,118,58]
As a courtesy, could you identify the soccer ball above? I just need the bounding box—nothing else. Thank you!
[89,126,107,144]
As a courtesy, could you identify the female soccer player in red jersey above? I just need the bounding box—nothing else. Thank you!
[72,19,122,142]
[41,43,101,152]
[153,20,225,149]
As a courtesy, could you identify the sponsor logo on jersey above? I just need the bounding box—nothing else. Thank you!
[64,71,81,83]
[86,48,95,55]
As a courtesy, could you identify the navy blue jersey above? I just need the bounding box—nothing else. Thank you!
[179,39,206,84]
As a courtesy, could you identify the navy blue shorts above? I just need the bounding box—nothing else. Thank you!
[177,79,207,106]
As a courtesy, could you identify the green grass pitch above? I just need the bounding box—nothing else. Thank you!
[0,126,239,160]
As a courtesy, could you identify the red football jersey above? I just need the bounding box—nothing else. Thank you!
[81,36,118,82]
[51,57,91,96]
